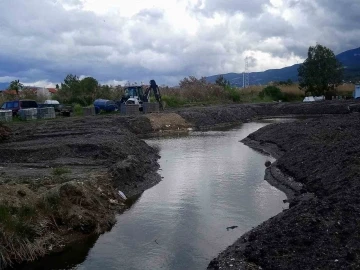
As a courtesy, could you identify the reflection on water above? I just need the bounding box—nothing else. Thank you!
[19,120,288,270]
[76,121,287,270]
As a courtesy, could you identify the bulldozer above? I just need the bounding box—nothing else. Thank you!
[116,80,163,111]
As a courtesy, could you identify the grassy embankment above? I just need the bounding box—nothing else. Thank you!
[0,82,356,111]
[161,83,356,108]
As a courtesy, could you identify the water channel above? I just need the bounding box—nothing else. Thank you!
[21,120,288,270]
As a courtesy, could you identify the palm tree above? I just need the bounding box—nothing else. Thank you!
[9,80,24,96]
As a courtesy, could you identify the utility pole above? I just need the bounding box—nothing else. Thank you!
[244,56,250,88]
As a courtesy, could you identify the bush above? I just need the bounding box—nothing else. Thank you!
[225,85,241,102]
[282,92,304,102]
[259,86,284,101]
[162,95,187,107]
[73,104,83,116]
[52,167,72,176]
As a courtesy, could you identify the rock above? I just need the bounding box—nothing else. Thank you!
[265,161,272,167]
[118,190,127,200]
[109,199,118,205]
[17,190,27,197]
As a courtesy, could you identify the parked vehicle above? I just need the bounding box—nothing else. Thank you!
[38,100,61,112]
[116,85,149,111]
[0,100,38,116]
[116,81,163,111]
[58,104,73,117]
[44,100,60,105]
[354,85,360,99]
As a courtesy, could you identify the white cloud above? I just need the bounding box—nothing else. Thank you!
[24,80,57,88]
[0,76,19,83]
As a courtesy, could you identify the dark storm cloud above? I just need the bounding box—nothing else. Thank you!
[0,0,359,86]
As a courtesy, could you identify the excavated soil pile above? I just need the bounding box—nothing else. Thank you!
[0,123,11,142]
[178,101,357,129]
[0,115,160,268]
[145,113,193,132]
[208,114,360,270]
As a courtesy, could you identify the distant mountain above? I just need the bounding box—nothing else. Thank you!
[337,47,360,69]
[207,47,360,86]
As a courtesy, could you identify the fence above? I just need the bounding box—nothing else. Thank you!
[0,110,12,122]
[19,108,38,121]
[120,104,140,115]
[37,107,56,119]
[143,102,159,113]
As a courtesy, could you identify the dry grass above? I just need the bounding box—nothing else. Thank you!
[337,83,356,94]
[0,177,123,269]
[161,82,358,108]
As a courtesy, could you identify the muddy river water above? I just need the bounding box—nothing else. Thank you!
[21,120,288,270]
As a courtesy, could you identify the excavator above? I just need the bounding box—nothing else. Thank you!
[117,80,163,111]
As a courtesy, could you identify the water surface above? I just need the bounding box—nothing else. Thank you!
[76,121,287,270]
[20,121,288,270]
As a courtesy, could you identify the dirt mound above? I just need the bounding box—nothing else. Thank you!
[0,123,11,142]
[145,113,193,132]
[208,114,360,269]
[177,101,359,129]
[0,115,161,268]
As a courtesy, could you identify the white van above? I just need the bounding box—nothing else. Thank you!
[44,100,60,105]
[354,85,360,99]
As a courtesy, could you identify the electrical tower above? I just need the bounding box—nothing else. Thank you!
[243,56,250,88]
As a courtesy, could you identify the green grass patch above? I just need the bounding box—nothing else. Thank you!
[52,167,72,176]
[73,104,84,116]
[162,95,187,107]
[225,86,241,102]
[0,204,37,239]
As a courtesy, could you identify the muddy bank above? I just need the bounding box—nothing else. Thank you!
[177,100,357,129]
[0,116,160,268]
[208,114,360,269]
[1,100,360,268]
[0,123,11,142]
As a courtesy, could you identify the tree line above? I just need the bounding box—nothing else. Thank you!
[5,75,125,105]
[54,75,124,106]
[5,43,346,105]
[214,44,345,99]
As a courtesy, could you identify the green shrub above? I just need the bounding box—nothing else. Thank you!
[73,104,83,116]
[282,92,304,102]
[52,167,71,176]
[259,86,284,101]
[225,86,241,102]
[162,95,187,107]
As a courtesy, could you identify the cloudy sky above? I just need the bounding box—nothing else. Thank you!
[0,0,359,86]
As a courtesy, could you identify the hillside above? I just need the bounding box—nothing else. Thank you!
[207,47,360,86]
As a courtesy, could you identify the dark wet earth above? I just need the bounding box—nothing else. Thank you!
[20,121,288,270]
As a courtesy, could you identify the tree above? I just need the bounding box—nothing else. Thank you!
[215,75,230,87]
[9,80,23,96]
[79,77,99,105]
[57,74,81,104]
[56,75,102,105]
[179,76,207,88]
[259,86,283,101]
[298,44,343,97]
